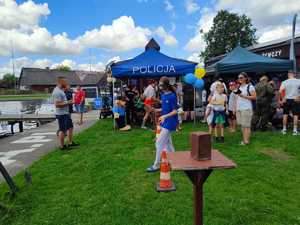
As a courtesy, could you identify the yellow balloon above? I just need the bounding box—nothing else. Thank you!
[195,68,206,79]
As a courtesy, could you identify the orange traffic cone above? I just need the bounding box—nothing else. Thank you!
[156,150,176,192]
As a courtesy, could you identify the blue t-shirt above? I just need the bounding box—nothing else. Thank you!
[161,92,178,131]
[112,106,125,116]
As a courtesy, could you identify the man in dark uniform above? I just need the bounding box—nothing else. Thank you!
[124,85,137,125]
[251,75,274,131]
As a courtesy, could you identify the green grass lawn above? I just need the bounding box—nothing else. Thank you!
[0,94,50,101]
[1,120,300,225]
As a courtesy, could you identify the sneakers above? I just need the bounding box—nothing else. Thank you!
[141,126,148,130]
[282,129,299,135]
[147,165,159,173]
[69,142,80,147]
[239,141,249,146]
[59,145,70,151]
[214,137,224,143]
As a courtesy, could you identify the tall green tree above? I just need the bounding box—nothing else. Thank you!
[201,10,257,62]
[2,73,16,88]
[55,65,71,71]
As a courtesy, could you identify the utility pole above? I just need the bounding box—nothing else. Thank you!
[89,48,92,72]
[10,39,16,93]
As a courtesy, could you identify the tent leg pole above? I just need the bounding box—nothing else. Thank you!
[194,88,196,125]
[113,81,116,131]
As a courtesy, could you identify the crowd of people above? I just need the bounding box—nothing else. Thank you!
[205,70,300,145]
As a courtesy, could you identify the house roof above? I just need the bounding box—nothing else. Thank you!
[19,68,107,86]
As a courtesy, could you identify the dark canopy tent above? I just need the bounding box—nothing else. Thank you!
[206,46,293,75]
[111,39,197,78]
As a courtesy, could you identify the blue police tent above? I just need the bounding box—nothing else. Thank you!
[207,46,293,74]
[110,38,197,78]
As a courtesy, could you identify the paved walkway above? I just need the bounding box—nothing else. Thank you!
[0,110,99,181]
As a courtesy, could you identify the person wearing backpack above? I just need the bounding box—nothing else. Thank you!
[251,75,274,131]
[235,72,256,145]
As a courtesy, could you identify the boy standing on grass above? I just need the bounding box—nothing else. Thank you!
[211,83,227,143]
[74,86,85,125]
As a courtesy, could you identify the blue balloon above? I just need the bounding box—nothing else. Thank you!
[184,73,197,85]
[194,79,205,90]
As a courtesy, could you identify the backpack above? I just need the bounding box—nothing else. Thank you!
[246,84,256,110]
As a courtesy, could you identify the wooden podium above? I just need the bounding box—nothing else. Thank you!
[169,132,236,225]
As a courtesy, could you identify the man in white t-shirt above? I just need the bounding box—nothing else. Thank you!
[279,70,300,135]
[235,72,256,145]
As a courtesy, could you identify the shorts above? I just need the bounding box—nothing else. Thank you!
[283,99,300,115]
[56,114,73,134]
[75,103,85,113]
[144,98,153,106]
[228,110,236,120]
[212,110,226,126]
[236,110,253,128]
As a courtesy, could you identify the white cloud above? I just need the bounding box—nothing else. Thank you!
[0,0,82,56]
[0,56,46,78]
[0,57,109,78]
[155,26,178,47]
[184,8,215,52]
[187,53,203,64]
[216,0,300,42]
[51,59,105,71]
[0,0,50,30]
[78,16,151,52]
[184,0,300,57]
[258,25,292,43]
[164,0,174,11]
[31,58,52,68]
[185,0,200,14]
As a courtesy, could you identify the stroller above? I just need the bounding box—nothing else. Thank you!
[99,95,113,119]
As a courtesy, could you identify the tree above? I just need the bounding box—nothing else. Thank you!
[2,73,16,88]
[55,65,71,71]
[201,10,257,62]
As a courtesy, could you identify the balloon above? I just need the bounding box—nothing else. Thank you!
[184,73,197,85]
[193,79,205,90]
[195,68,206,79]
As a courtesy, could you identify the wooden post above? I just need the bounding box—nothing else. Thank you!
[0,162,19,194]
[18,121,23,132]
[185,170,212,225]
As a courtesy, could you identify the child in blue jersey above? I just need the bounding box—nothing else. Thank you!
[147,76,178,172]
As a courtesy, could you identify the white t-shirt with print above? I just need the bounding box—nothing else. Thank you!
[280,78,300,100]
[143,85,155,99]
[228,92,237,111]
[211,93,227,111]
[236,84,255,111]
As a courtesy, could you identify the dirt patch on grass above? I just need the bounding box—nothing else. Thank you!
[260,149,293,161]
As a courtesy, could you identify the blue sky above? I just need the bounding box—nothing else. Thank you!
[1,0,300,77]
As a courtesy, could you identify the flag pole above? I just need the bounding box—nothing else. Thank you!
[290,14,298,74]
[194,87,196,125]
